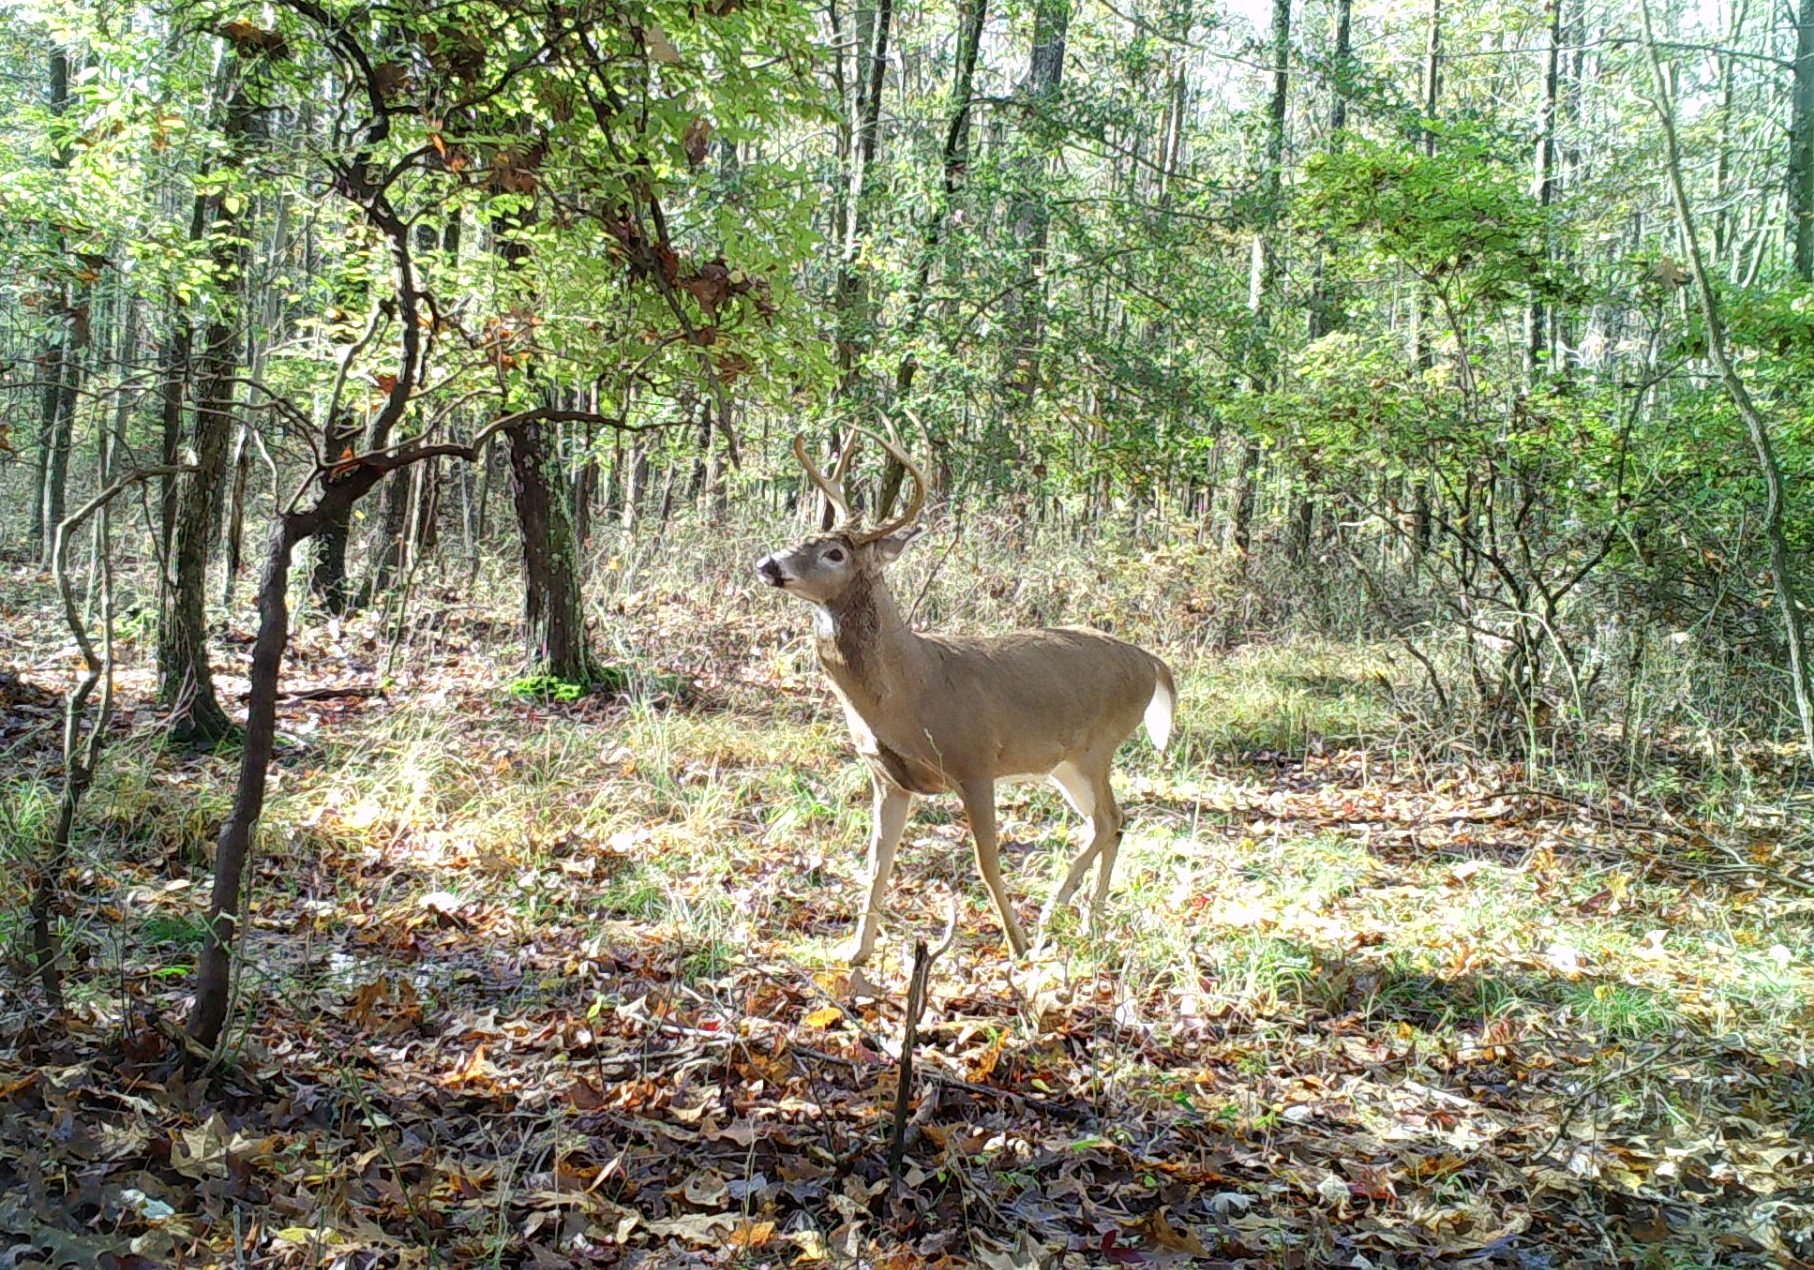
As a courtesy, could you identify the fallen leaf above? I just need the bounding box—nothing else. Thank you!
[802,1004,843,1029]
[729,1219,776,1249]
[680,1168,729,1207]
[1132,1210,1211,1255]
[443,1043,496,1089]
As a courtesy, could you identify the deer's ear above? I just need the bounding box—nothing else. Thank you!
[873,525,925,562]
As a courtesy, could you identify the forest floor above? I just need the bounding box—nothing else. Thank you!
[2,533,1813,1269]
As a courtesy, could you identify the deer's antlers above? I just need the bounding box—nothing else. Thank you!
[792,430,856,524]
[792,424,927,544]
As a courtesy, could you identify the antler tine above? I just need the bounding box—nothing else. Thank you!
[792,432,852,524]
[849,426,927,544]
[829,425,861,486]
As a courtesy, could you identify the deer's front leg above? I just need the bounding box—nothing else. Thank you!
[849,778,913,965]
[960,780,1030,958]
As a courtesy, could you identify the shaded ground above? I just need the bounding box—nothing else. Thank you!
[1,549,1812,1268]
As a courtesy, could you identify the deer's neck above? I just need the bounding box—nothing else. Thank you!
[815,572,921,707]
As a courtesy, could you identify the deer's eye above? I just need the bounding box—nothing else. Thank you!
[825,548,846,563]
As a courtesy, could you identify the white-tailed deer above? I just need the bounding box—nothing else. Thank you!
[756,428,1176,963]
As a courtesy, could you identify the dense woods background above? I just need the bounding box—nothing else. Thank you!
[3,0,1814,1261]
[10,0,1814,728]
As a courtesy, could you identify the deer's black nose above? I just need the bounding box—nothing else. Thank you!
[757,556,786,586]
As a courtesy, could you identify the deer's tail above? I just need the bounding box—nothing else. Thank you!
[1144,659,1176,754]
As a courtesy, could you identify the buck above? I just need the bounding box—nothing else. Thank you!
[756,429,1176,964]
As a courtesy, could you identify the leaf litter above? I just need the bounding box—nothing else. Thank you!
[0,564,1811,1267]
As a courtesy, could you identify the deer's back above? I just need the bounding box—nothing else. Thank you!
[912,626,1164,780]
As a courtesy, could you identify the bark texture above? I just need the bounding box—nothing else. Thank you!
[157,77,253,743]
[507,419,599,682]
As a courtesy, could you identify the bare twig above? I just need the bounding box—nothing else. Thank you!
[906,522,964,625]
[887,898,959,1178]
[30,465,195,1008]
[1534,1036,1688,1162]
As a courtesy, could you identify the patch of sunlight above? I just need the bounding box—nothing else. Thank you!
[338,798,389,832]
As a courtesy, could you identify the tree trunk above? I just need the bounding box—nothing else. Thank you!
[834,0,897,395]
[356,202,462,607]
[1714,0,1749,270]
[879,0,988,516]
[894,0,987,400]
[1308,0,1352,343]
[364,468,412,600]
[188,458,392,1046]
[157,76,253,744]
[1641,0,1814,759]
[1408,0,1441,560]
[575,439,598,545]
[158,200,206,568]
[1001,0,1072,410]
[311,510,351,614]
[412,457,441,557]
[310,416,358,614]
[38,340,80,570]
[1293,0,1352,560]
[507,418,598,682]
[219,424,252,608]
[186,518,291,1047]
[1791,0,1814,279]
[35,48,82,565]
[1229,0,1291,571]
[1524,0,1563,381]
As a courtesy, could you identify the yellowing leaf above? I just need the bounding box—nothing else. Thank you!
[729,1219,776,1249]
[1131,1210,1211,1255]
[801,1004,843,1029]
[443,1043,495,1088]
[789,1230,828,1263]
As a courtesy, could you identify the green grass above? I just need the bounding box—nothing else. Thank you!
[1563,981,1682,1040]
[0,777,55,865]
[1213,933,1319,1009]
[675,936,738,985]
[37,627,1798,1080]
[1172,640,1394,759]
[8,524,1813,1269]
[139,912,211,948]
[599,874,668,921]
[508,672,594,703]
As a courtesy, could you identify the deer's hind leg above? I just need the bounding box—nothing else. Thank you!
[1085,768,1125,931]
[1038,755,1123,940]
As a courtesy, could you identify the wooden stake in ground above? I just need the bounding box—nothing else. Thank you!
[887,898,959,1179]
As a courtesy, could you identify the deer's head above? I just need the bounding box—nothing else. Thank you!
[756,429,926,607]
